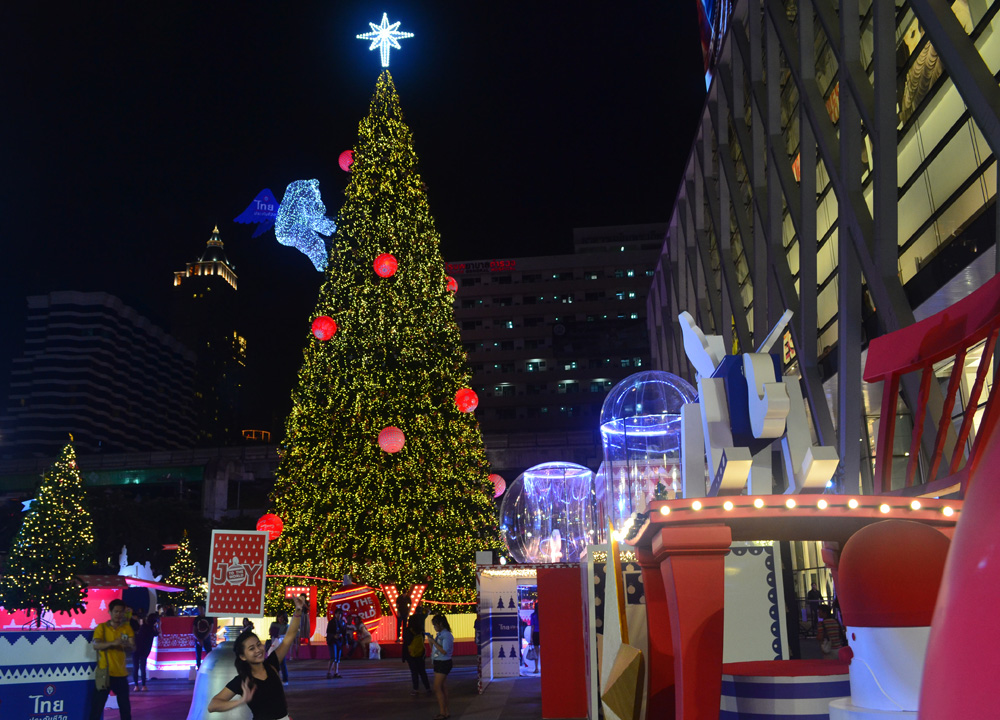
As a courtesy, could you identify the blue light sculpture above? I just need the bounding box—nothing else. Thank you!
[234,179,337,271]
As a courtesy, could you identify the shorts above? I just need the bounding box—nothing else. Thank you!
[531,631,540,646]
[433,659,453,675]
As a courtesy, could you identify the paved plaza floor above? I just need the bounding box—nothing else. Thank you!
[104,656,544,720]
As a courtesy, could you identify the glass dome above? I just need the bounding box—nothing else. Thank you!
[498,462,596,564]
[599,371,697,531]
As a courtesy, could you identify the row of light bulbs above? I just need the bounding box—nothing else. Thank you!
[658,497,956,516]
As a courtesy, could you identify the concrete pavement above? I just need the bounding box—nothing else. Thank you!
[103,655,544,720]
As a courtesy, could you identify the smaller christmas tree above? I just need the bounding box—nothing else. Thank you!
[167,530,206,607]
[0,441,96,623]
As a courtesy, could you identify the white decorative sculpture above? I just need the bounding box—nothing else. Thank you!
[679,310,839,495]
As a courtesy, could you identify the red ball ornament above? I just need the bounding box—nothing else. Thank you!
[374,253,398,278]
[339,149,354,172]
[256,513,284,541]
[489,474,506,498]
[311,315,338,340]
[378,426,406,453]
[446,276,458,293]
[455,388,479,413]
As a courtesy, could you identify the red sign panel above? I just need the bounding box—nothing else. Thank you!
[327,585,382,630]
[206,530,268,617]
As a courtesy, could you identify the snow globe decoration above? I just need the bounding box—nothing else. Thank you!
[599,370,697,532]
[498,462,596,564]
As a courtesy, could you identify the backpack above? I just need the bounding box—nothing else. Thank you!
[408,634,425,658]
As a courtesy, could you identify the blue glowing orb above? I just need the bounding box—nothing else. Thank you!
[357,12,413,68]
[274,179,337,272]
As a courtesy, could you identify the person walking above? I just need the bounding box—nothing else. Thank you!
[91,599,135,720]
[132,612,158,692]
[530,603,541,673]
[266,612,289,684]
[403,614,431,695]
[192,604,214,670]
[208,595,305,718]
[326,607,347,679]
[428,614,454,720]
[807,582,823,635]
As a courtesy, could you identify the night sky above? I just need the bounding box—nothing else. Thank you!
[1,2,706,433]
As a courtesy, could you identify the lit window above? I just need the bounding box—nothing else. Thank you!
[628,292,636,299]
[626,270,635,277]
[634,358,643,367]
[630,313,639,319]
[616,292,625,301]
[621,358,631,367]
[505,320,514,329]
[645,270,655,277]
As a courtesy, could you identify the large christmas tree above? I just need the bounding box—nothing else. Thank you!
[0,441,95,621]
[267,71,501,611]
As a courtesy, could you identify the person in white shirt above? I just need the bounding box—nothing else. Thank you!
[427,614,454,720]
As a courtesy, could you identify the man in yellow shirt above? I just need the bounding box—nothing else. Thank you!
[91,598,135,720]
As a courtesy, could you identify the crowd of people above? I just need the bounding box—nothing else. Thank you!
[89,593,460,720]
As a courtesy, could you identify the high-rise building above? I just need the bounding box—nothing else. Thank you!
[2,291,196,457]
[450,223,665,476]
[171,226,246,445]
[646,0,1000,603]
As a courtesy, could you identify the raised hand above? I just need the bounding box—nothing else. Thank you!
[241,677,256,705]
[293,595,306,612]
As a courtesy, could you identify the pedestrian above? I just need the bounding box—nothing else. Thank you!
[266,612,289,684]
[326,607,347,679]
[208,595,305,717]
[817,604,845,659]
[91,599,135,720]
[428,614,454,720]
[292,594,310,659]
[807,582,823,635]
[352,616,372,659]
[403,615,431,695]
[396,591,411,641]
[530,603,540,673]
[132,612,159,692]
[192,603,214,670]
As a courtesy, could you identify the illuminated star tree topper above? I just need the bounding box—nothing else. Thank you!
[357,12,413,68]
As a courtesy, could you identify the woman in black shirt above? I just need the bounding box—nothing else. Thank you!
[208,595,305,719]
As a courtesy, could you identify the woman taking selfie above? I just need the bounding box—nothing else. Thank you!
[207,594,305,719]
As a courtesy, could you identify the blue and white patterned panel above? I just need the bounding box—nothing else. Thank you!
[725,543,788,662]
[0,630,96,718]
[721,672,851,719]
[478,575,520,679]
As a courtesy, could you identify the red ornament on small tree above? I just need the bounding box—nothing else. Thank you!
[374,253,398,278]
[378,426,406,453]
[446,276,458,293]
[489,474,506,498]
[455,388,478,413]
[311,316,338,340]
[339,150,354,172]
[256,513,284,541]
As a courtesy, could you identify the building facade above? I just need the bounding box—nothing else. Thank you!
[2,291,196,457]
[171,226,246,445]
[646,0,1000,601]
[451,223,666,478]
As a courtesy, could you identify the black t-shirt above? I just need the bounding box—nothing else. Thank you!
[225,653,287,720]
